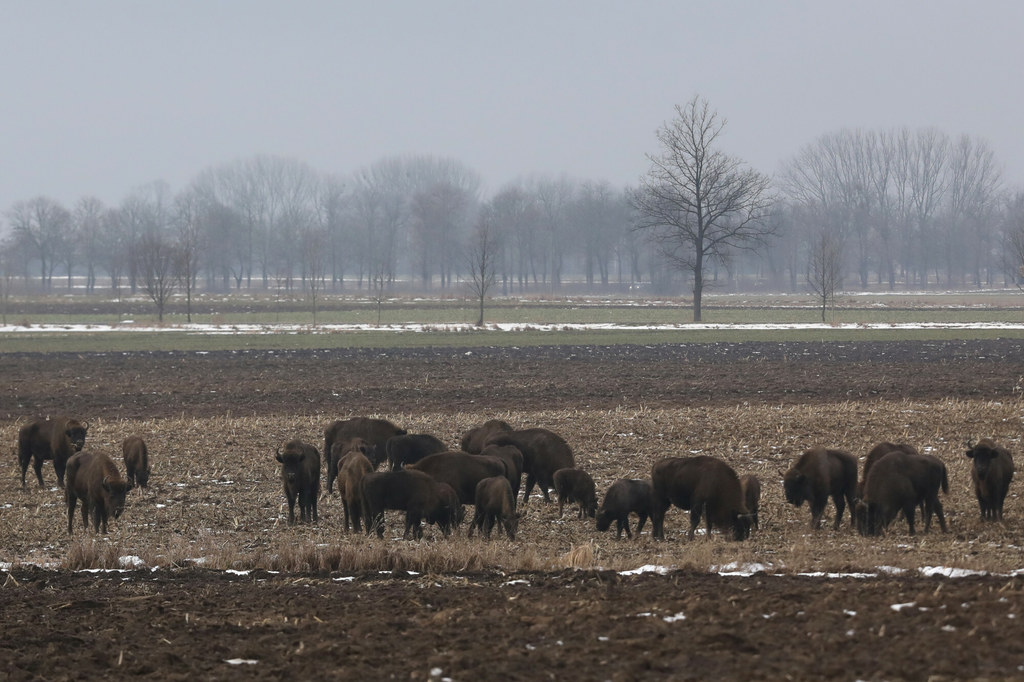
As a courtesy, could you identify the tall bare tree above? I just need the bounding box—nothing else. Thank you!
[633,95,774,321]
[807,230,843,322]
[466,210,501,326]
[6,197,71,290]
[134,231,179,323]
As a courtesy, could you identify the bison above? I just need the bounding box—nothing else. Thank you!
[468,476,519,540]
[18,417,89,488]
[553,468,597,519]
[739,474,761,530]
[385,433,447,470]
[406,451,506,505]
[122,435,150,488]
[651,456,752,541]
[479,444,524,498]
[486,428,574,505]
[338,445,374,533]
[856,450,948,535]
[858,441,919,498]
[360,469,459,539]
[65,450,132,535]
[460,419,513,454]
[276,440,321,525]
[327,437,370,494]
[324,417,406,489]
[966,438,1014,521]
[596,479,652,539]
[782,447,858,530]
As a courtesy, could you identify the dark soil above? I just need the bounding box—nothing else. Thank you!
[2,338,1024,680]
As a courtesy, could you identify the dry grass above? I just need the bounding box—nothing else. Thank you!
[3,398,1024,575]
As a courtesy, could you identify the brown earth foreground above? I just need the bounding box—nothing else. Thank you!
[3,339,1024,680]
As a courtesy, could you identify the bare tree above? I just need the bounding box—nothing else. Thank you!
[174,188,204,323]
[1005,193,1024,289]
[632,95,774,321]
[466,210,501,326]
[134,231,179,323]
[301,227,329,325]
[807,230,843,322]
[5,197,71,290]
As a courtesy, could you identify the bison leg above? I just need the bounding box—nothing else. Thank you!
[483,513,495,539]
[687,506,703,541]
[930,497,947,532]
[636,512,648,537]
[54,458,67,489]
[903,504,916,535]
[66,494,77,535]
[832,495,846,531]
[503,516,515,541]
[521,474,537,506]
[18,448,32,488]
[33,456,46,488]
[650,500,670,541]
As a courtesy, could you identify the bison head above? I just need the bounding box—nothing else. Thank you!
[966,441,999,478]
[782,472,806,507]
[732,513,752,541]
[276,447,306,482]
[102,475,132,520]
[595,508,613,532]
[65,420,89,452]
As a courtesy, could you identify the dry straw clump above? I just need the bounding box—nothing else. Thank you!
[2,398,1023,575]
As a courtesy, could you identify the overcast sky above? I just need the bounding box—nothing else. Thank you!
[2,1,1022,214]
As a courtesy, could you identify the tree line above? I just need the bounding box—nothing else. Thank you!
[2,96,1023,323]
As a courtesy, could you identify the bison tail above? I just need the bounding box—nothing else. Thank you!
[941,465,949,494]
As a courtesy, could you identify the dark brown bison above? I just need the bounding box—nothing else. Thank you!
[468,476,519,540]
[966,438,1014,521]
[739,474,761,530]
[360,469,459,539]
[65,450,132,535]
[18,417,89,488]
[485,428,575,505]
[460,419,513,454]
[553,468,597,518]
[338,445,374,533]
[651,456,752,541]
[596,479,652,539]
[327,437,370,494]
[782,447,858,530]
[856,450,948,535]
[406,451,506,505]
[324,417,406,489]
[122,435,150,488]
[385,433,447,470]
[276,440,321,525]
[479,444,524,498]
[858,442,919,497]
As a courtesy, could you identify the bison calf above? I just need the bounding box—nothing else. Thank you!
[18,417,89,488]
[122,435,150,488]
[596,479,652,539]
[65,450,132,535]
[782,447,858,530]
[339,445,374,533]
[553,468,597,519]
[469,476,519,540]
[966,438,1014,521]
[276,440,321,525]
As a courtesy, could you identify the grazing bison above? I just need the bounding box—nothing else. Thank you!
[65,450,132,535]
[276,440,321,525]
[406,451,506,505]
[739,474,761,530]
[17,417,89,488]
[651,456,752,541]
[553,468,597,518]
[469,476,519,540]
[460,419,513,454]
[324,417,406,488]
[122,435,150,488]
[479,444,525,498]
[782,447,858,530]
[338,446,374,533]
[858,442,919,497]
[360,469,458,539]
[856,450,948,535]
[486,428,575,505]
[596,479,652,539]
[385,433,447,470]
[966,438,1014,521]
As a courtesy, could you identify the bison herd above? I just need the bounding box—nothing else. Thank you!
[13,414,1016,543]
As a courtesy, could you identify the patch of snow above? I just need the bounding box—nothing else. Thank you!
[119,555,145,568]
[225,659,257,665]
[502,579,531,587]
[663,612,686,623]
[620,564,672,576]
[714,562,770,576]
[891,602,916,612]
[919,566,988,578]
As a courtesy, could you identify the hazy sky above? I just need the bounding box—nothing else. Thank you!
[3,1,1022,214]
